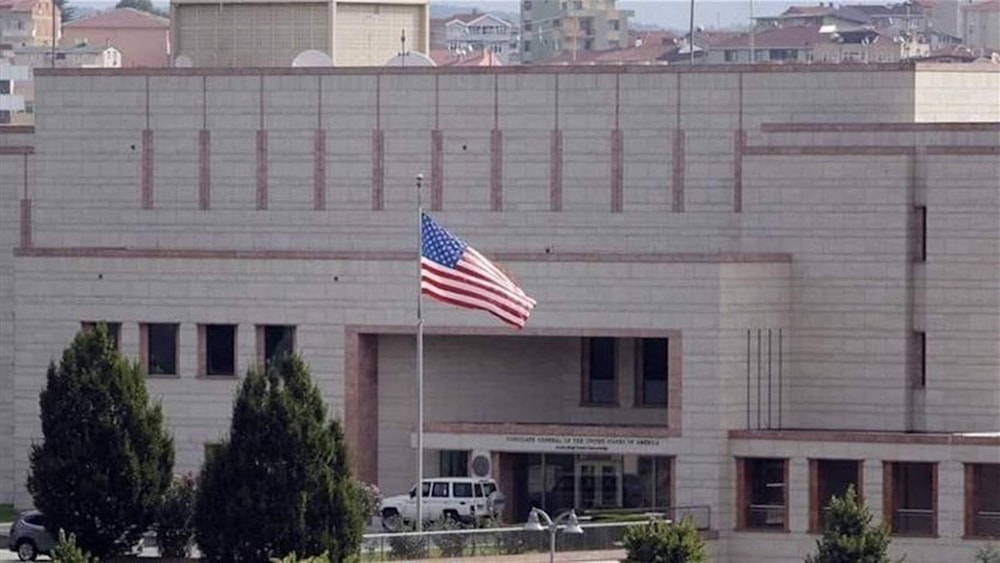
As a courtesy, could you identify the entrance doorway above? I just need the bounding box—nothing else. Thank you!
[576,457,622,510]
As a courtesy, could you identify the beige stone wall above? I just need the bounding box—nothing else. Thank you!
[914,66,1000,122]
[334,2,427,66]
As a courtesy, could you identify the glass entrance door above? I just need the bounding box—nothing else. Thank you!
[576,458,622,510]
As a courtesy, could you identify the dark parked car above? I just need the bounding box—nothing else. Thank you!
[8,510,56,561]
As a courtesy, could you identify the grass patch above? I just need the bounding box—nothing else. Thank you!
[0,504,17,523]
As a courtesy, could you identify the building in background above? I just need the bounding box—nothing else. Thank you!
[62,8,170,68]
[520,0,631,64]
[962,0,1000,51]
[704,26,929,64]
[0,0,60,47]
[440,12,518,64]
[169,0,429,67]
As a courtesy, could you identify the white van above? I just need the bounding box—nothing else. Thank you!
[380,477,505,529]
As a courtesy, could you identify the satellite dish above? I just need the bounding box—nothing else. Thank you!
[292,49,333,67]
[383,51,436,67]
[173,54,193,68]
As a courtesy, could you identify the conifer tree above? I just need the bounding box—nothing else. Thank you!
[196,354,363,562]
[806,485,898,563]
[28,324,174,558]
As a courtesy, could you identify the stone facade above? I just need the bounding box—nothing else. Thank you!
[1,63,998,562]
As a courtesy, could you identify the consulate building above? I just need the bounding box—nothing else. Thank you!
[0,63,999,562]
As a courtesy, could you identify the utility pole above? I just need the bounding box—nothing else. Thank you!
[688,0,695,65]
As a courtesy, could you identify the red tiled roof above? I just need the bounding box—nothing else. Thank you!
[430,48,502,67]
[782,5,835,17]
[714,25,831,49]
[0,0,42,13]
[64,7,168,29]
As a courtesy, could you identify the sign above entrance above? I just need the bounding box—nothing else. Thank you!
[420,432,667,455]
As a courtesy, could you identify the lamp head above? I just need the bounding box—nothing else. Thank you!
[523,509,545,532]
[564,510,584,534]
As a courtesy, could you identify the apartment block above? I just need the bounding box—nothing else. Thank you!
[520,0,631,63]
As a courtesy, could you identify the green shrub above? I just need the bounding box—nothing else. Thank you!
[622,517,705,563]
[805,485,900,563]
[977,544,1000,563]
[28,325,174,558]
[271,552,331,563]
[51,530,99,563]
[431,518,468,557]
[195,355,363,563]
[156,473,197,558]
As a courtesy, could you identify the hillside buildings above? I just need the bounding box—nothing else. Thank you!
[0,0,59,47]
[169,0,429,67]
[520,0,631,63]
[1,62,998,562]
[61,8,170,68]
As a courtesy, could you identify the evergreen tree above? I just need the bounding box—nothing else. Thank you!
[806,485,899,563]
[196,354,363,563]
[114,0,159,15]
[28,325,174,559]
[53,0,75,23]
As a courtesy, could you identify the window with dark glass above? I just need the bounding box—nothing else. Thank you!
[966,463,999,538]
[453,482,473,498]
[584,337,616,405]
[637,338,668,406]
[81,321,121,350]
[144,323,178,375]
[636,456,672,509]
[885,462,936,536]
[740,458,787,530]
[811,459,862,532]
[431,482,449,497]
[263,325,295,367]
[440,450,469,477]
[205,324,236,376]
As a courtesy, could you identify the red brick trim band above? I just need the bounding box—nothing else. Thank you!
[490,129,503,211]
[611,129,623,212]
[20,199,32,248]
[255,130,268,210]
[0,125,34,134]
[0,146,34,155]
[372,129,384,210]
[925,145,1000,156]
[431,129,443,211]
[745,145,1000,156]
[198,130,210,210]
[14,247,793,264]
[314,129,326,211]
[141,129,153,209]
[550,130,562,211]
[762,122,1000,133]
[734,129,745,213]
[672,130,685,212]
[729,429,1000,446]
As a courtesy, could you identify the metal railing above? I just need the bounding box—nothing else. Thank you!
[362,506,711,561]
[746,504,785,529]
[893,508,935,535]
[974,510,1000,538]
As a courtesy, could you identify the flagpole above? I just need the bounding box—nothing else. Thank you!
[415,173,424,533]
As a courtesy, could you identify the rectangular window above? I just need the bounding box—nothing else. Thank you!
[203,324,236,377]
[143,323,179,376]
[258,325,295,368]
[81,321,121,351]
[739,458,788,531]
[724,50,738,62]
[524,21,533,31]
[914,205,926,262]
[440,450,469,477]
[523,40,531,52]
[0,79,10,94]
[637,338,668,406]
[913,331,926,389]
[811,459,862,532]
[583,337,616,405]
[608,19,619,30]
[453,482,473,498]
[523,0,532,9]
[431,482,449,497]
[884,462,936,536]
[636,456,672,509]
[966,463,1000,538]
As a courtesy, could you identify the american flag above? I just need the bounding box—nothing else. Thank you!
[421,213,536,329]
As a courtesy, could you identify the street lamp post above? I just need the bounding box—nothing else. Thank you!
[523,507,584,563]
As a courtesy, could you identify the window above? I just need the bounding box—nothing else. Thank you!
[259,325,295,368]
[81,321,121,351]
[965,464,1000,538]
[431,482,450,497]
[637,456,672,509]
[142,323,178,376]
[724,50,738,62]
[0,79,10,95]
[202,324,236,377]
[583,337,616,405]
[523,40,531,53]
[523,0,532,9]
[453,482,473,498]
[609,19,619,30]
[769,49,797,61]
[913,331,926,389]
[636,338,668,406]
[440,450,469,477]
[738,458,788,531]
[914,205,926,262]
[811,459,862,532]
[524,21,533,31]
[884,462,936,536]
